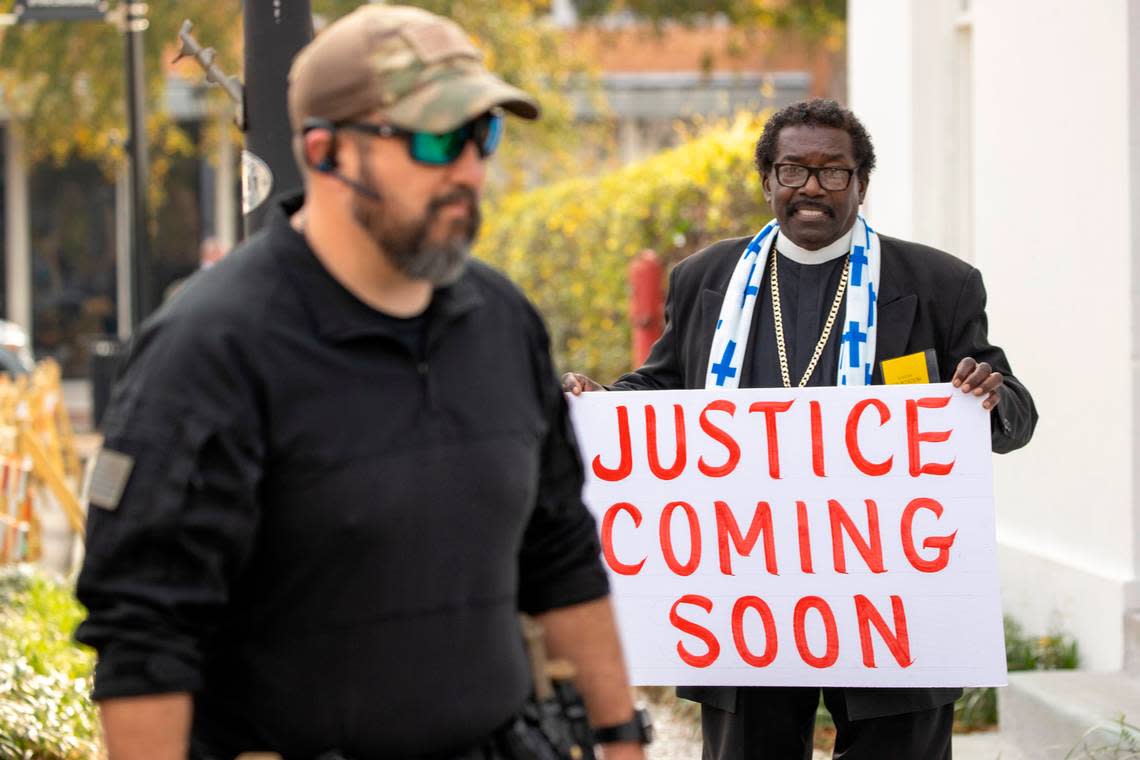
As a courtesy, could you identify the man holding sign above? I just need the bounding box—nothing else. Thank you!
[564,99,1037,759]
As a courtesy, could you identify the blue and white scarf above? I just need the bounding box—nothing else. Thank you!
[705,215,881,389]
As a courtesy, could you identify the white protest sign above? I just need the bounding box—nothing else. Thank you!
[567,384,1004,688]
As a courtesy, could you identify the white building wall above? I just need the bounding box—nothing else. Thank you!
[848,0,971,259]
[974,0,1135,671]
[1130,0,1140,590]
[850,0,1138,670]
[847,0,915,240]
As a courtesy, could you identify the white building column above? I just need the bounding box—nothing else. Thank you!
[215,117,237,252]
[848,0,973,261]
[972,0,1136,671]
[5,122,31,334]
[847,0,915,239]
[1129,0,1140,589]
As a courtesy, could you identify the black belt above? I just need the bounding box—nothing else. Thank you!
[204,714,561,760]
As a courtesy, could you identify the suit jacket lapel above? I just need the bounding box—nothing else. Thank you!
[873,294,917,383]
[871,244,918,384]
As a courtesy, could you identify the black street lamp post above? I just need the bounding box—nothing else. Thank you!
[241,0,312,236]
[124,0,150,330]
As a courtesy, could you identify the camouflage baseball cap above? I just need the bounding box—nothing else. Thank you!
[288,4,540,134]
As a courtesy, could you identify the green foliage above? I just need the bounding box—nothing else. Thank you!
[1005,615,1079,672]
[954,685,997,732]
[0,1,841,188]
[576,0,846,60]
[814,696,835,750]
[577,0,844,36]
[0,566,99,760]
[0,0,236,171]
[1068,717,1140,759]
[0,0,597,191]
[954,615,1080,732]
[477,113,771,380]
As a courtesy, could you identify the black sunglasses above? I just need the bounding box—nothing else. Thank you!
[320,110,505,166]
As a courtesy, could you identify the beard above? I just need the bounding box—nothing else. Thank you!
[350,164,481,287]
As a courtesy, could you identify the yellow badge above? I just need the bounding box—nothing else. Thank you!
[880,350,939,385]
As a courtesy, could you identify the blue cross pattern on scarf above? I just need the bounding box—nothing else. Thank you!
[705,215,881,390]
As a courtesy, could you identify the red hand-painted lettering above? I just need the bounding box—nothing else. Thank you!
[670,595,721,668]
[906,396,956,477]
[592,405,633,481]
[660,501,702,576]
[732,596,779,667]
[748,400,795,479]
[900,497,957,573]
[828,498,885,574]
[646,404,687,480]
[715,500,778,576]
[698,400,741,478]
[854,594,913,668]
[600,502,646,576]
[845,398,894,476]
[793,596,839,668]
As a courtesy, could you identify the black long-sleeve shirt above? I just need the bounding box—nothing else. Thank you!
[76,194,609,759]
[747,249,846,389]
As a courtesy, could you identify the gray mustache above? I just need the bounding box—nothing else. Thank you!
[788,202,834,216]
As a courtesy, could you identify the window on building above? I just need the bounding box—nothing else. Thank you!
[0,126,8,320]
[29,160,117,378]
[151,121,208,307]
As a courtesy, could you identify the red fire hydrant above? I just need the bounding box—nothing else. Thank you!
[628,250,665,368]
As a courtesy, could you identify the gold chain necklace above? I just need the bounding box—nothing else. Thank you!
[769,248,851,388]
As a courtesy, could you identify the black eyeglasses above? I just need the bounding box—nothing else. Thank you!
[337,110,504,166]
[773,163,856,191]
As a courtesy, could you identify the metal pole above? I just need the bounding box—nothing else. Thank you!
[242,0,312,236]
[124,1,150,330]
[5,123,31,336]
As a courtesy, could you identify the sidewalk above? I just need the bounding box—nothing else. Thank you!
[951,732,1024,760]
[646,704,1022,760]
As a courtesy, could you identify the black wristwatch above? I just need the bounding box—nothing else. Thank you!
[592,707,654,745]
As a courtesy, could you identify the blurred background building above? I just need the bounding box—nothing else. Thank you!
[0,76,239,379]
[563,20,827,162]
[0,0,839,384]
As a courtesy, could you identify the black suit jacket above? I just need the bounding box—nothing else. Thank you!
[613,233,1038,721]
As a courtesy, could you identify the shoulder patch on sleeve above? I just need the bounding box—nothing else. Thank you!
[87,449,136,511]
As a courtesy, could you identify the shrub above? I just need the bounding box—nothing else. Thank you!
[954,615,1079,732]
[476,114,772,381]
[1005,615,1079,672]
[0,567,100,760]
[1068,716,1140,759]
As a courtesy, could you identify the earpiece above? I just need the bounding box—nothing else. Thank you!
[301,116,381,202]
[303,117,338,174]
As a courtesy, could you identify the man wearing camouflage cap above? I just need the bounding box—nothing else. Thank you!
[77,6,646,760]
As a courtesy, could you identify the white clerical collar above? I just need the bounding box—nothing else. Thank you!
[775,225,855,264]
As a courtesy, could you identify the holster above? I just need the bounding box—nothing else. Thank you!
[515,614,597,760]
[511,680,596,760]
